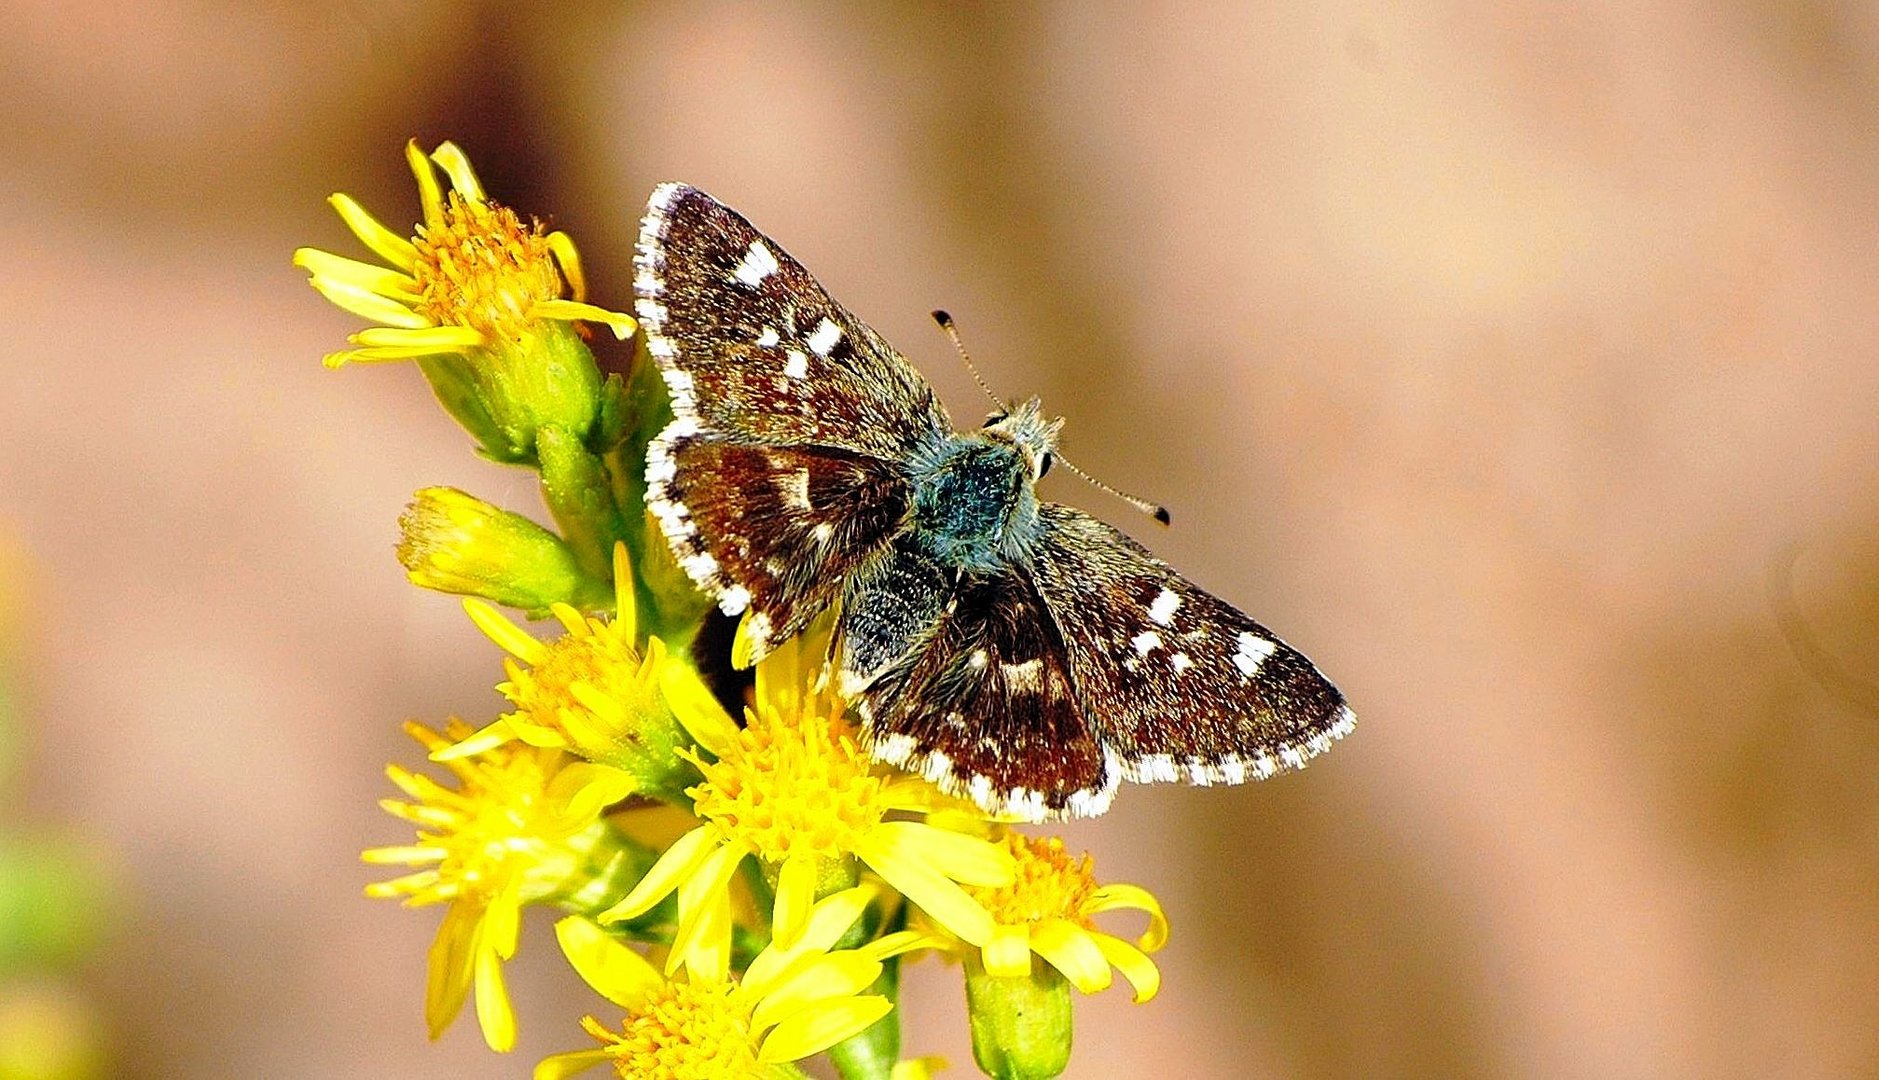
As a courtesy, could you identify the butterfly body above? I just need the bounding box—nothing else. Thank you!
[635,183,1353,821]
[904,399,1053,573]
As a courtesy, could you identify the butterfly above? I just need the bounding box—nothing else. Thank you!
[634,183,1353,820]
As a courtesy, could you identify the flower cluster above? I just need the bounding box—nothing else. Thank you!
[309,142,1168,1079]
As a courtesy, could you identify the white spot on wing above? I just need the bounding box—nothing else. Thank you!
[806,318,843,356]
[812,522,834,543]
[1131,630,1162,656]
[1149,588,1181,626]
[1170,652,1193,672]
[1001,658,1043,690]
[784,350,809,379]
[756,326,780,347]
[731,240,779,286]
[780,468,812,510]
[1232,632,1277,678]
[717,583,751,615]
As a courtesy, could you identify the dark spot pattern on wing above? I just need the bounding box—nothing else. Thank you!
[852,564,1114,819]
[1029,504,1351,785]
[635,183,950,460]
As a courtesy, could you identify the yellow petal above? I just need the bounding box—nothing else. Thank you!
[669,840,746,979]
[1091,932,1161,1003]
[545,230,587,301]
[1085,883,1169,952]
[1031,919,1112,995]
[531,298,636,340]
[472,941,517,1051]
[423,901,478,1038]
[611,542,637,642]
[771,855,818,950]
[464,599,548,665]
[853,829,995,947]
[795,883,878,955]
[661,663,738,755]
[325,346,451,367]
[484,887,522,959]
[871,821,1014,887]
[732,610,761,673]
[750,953,883,1033]
[365,869,439,898]
[533,1049,615,1080]
[545,763,637,824]
[427,717,518,761]
[981,923,1032,979]
[598,824,720,923]
[743,884,876,999]
[408,139,445,225]
[430,141,486,202]
[360,844,446,866]
[552,916,664,1009]
[757,995,893,1064]
[861,930,946,962]
[353,325,486,349]
[308,275,430,329]
[293,247,418,298]
[327,192,417,270]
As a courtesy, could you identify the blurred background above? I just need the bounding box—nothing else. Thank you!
[2,2,1877,1077]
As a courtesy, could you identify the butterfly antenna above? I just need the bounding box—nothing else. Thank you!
[933,310,1171,526]
[1053,453,1173,526]
[931,310,1004,409]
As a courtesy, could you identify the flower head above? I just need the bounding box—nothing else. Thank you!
[444,545,696,799]
[964,832,1167,1002]
[294,140,632,461]
[539,887,931,1079]
[364,718,638,1051]
[597,633,1014,977]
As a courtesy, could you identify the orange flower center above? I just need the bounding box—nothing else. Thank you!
[588,980,758,1078]
[687,697,888,864]
[412,192,564,340]
[970,834,1098,928]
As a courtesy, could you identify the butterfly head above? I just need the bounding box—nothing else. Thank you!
[981,397,1063,481]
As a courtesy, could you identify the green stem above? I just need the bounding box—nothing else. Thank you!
[537,424,628,582]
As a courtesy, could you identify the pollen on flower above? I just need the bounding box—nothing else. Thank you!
[508,612,656,735]
[686,695,889,866]
[971,834,1099,928]
[412,192,566,344]
[583,980,760,1077]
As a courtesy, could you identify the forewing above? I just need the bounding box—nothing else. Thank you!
[647,433,909,660]
[844,554,1116,821]
[1029,504,1353,786]
[634,182,951,458]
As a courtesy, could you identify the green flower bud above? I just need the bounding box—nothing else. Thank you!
[965,953,1075,1079]
[396,487,608,614]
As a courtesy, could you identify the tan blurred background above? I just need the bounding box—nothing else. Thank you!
[3,2,1878,1077]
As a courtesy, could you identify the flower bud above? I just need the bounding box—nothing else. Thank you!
[396,487,607,614]
[964,954,1074,1079]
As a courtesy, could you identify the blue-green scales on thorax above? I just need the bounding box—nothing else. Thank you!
[905,398,1060,574]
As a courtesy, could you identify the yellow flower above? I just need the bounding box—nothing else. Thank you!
[597,631,1014,978]
[444,544,695,797]
[364,718,639,1052]
[295,140,632,463]
[538,887,933,1079]
[962,833,1167,1002]
[294,139,632,368]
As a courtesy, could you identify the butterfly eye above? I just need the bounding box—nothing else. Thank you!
[1039,452,1054,477]
[983,412,1007,428]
